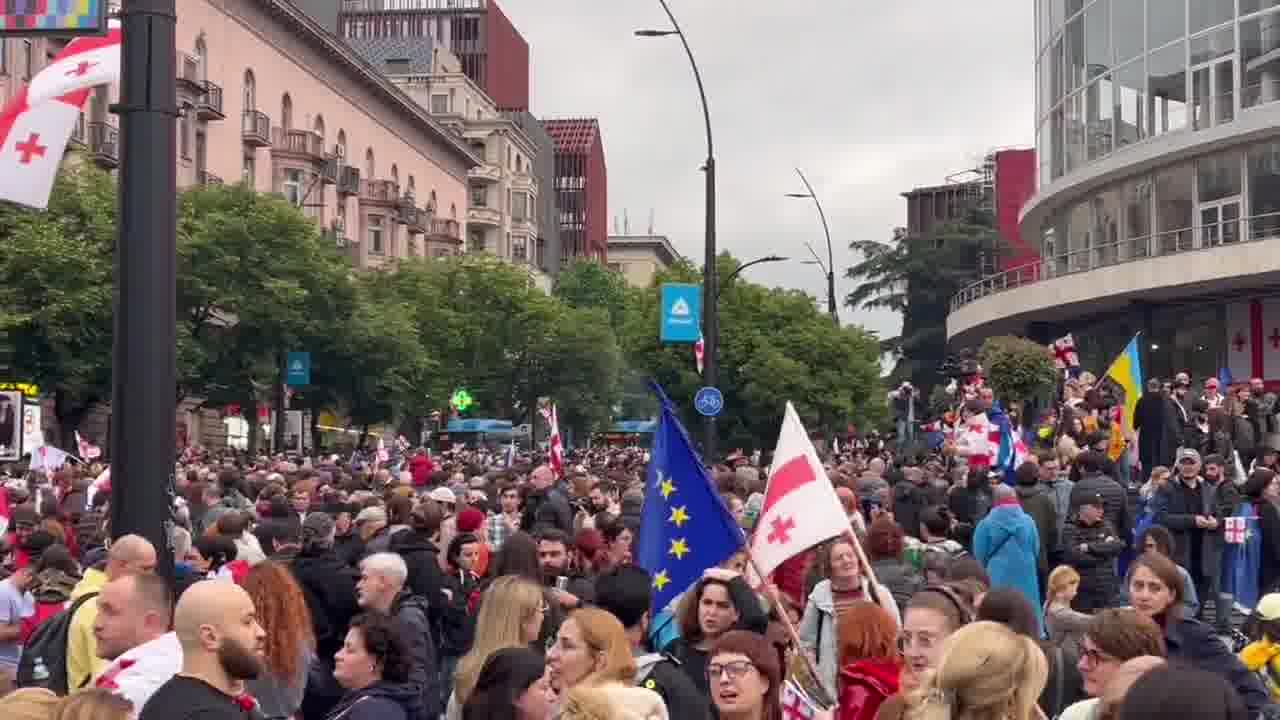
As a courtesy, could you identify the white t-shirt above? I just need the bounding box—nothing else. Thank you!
[0,577,34,670]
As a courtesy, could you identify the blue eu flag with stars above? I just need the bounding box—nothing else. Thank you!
[637,383,745,611]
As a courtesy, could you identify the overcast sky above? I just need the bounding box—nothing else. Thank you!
[499,0,1035,341]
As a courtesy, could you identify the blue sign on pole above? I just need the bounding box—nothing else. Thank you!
[659,283,703,344]
[694,386,724,417]
[286,352,311,386]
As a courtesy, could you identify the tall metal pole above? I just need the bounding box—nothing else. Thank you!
[109,0,178,581]
[794,168,839,324]
[655,0,718,463]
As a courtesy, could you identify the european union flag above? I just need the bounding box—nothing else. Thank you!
[637,384,745,611]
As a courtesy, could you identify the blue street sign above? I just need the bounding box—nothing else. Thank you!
[659,283,702,344]
[286,352,311,386]
[694,386,724,417]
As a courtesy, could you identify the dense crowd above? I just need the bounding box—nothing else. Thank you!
[0,369,1278,720]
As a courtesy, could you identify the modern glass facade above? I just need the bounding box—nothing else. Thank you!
[1036,0,1280,187]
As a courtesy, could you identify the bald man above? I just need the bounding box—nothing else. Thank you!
[138,581,265,720]
[68,534,157,690]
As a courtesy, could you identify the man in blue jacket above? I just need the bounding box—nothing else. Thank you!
[974,484,1043,631]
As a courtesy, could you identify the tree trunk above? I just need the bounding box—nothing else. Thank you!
[309,394,322,454]
[273,351,286,453]
[54,387,93,455]
[243,398,258,456]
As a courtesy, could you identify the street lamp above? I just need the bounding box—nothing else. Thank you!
[716,255,788,301]
[786,168,839,324]
[637,0,720,461]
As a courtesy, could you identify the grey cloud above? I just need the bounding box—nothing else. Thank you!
[499,0,1034,340]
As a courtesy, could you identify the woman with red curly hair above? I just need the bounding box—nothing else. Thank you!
[242,560,316,719]
[835,600,901,720]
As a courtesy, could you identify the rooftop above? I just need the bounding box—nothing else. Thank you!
[543,118,602,155]
[607,234,680,265]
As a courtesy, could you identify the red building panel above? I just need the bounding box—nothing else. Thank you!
[994,148,1038,270]
[485,1,529,112]
[544,118,608,261]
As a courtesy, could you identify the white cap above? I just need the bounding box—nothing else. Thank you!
[429,486,457,504]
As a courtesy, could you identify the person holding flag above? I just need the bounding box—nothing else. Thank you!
[636,383,766,696]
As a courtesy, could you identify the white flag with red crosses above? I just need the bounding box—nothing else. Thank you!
[0,86,87,209]
[749,402,850,577]
[26,21,122,108]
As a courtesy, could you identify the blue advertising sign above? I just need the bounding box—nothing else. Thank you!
[286,352,311,386]
[694,386,724,417]
[659,283,702,344]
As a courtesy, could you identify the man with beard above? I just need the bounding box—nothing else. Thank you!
[521,465,573,535]
[536,527,594,610]
[93,574,180,710]
[138,580,266,720]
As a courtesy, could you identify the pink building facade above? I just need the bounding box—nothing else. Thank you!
[0,0,481,448]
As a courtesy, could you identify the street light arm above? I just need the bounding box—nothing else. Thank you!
[803,242,827,272]
[657,0,713,159]
[716,256,786,301]
[795,168,834,275]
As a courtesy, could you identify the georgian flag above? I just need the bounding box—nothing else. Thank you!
[695,334,705,374]
[0,86,89,209]
[26,21,123,108]
[1052,334,1080,370]
[76,431,102,460]
[539,403,565,478]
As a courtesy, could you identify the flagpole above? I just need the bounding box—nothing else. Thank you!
[743,549,834,709]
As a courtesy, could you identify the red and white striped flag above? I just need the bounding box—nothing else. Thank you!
[26,21,122,108]
[539,403,565,478]
[1051,334,1080,370]
[781,679,819,720]
[695,334,705,374]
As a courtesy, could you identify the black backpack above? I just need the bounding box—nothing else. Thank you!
[17,592,99,694]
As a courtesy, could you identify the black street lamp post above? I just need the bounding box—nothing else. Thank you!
[786,168,839,324]
[637,0,720,460]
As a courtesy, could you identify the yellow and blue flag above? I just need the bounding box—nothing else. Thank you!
[1103,334,1143,433]
[637,383,745,611]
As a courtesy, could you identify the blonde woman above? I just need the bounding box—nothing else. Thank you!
[906,621,1048,720]
[0,688,60,720]
[546,608,668,720]
[447,576,548,720]
[1044,566,1091,655]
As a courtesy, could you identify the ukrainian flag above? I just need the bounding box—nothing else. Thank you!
[1104,334,1143,433]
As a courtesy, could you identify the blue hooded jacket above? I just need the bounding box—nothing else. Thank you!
[973,500,1043,634]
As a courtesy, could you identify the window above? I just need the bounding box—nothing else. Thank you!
[1064,15,1085,94]
[242,155,256,189]
[195,37,208,82]
[180,114,191,159]
[1242,15,1280,109]
[243,69,256,110]
[471,186,487,207]
[1240,0,1280,15]
[608,262,623,273]
[1248,142,1280,239]
[1123,176,1154,256]
[369,215,385,254]
[314,115,325,142]
[1198,151,1242,202]
[1148,0,1185,50]
[1113,0,1144,64]
[365,148,375,178]
[1084,0,1110,79]
[513,235,527,261]
[1115,59,1146,147]
[391,164,399,186]
[430,94,449,114]
[281,93,292,130]
[337,130,347,160]
[283,168,303,205]
[1086,76,1115,161]
[512,191,529,220]
[1155,162,1195,252]
[1148,42,1188,136]
[469,231,485,253]
[1190,0,1233,33]
[23,39,32,81]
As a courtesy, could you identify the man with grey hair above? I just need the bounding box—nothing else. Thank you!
[972,483,1044,628]
[357,552,440,718]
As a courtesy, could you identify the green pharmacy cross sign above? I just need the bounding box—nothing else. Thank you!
[450,389,475,412]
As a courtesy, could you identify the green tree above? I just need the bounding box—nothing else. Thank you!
[177,183,353,453]
[0,165,117,448]
[620,253,885,453]
[553,258,630,333]
[978,335,1058,410]
[845,208,996,394]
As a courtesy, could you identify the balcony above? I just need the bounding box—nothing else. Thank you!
[511,215,533,234]
[69,114,87,148]
[468,206,501,227]
[510,172,534,192]
[177,54,202,94]
[328,216,348,247]
[467,163,501,184]
[360,178,400,205]
[946,212,1280,344]
[241,110,270,147]
[398,197,422,228]
[197,170,223,186]
[87,121,119,169]
[196,80,224,121]
[321,155,340,185]
[427,218,462,243]
[271,128,324,162]
[338,166,360,196]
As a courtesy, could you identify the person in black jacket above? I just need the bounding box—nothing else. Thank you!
[1062,492,1125,611]
[1134,378,1178,483]
[291,512,360,661]
[521,465,574,536]
[1069,450,1130,543]
[389,501,450,621]
[665,571,769,697]
[356,552,443,720]
[1243,468,1280,594]
[593,566,713,720]
[328,611,425,720]
[1156,448,1236,631]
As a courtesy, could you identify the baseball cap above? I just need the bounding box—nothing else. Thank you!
[1177,448,1201,464]
[1079,492,1105,508]
[429,487,457,505]
[354,506,387,526]
[1258,593,1280,621]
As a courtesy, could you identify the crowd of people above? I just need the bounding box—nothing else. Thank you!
[0,368,1277,720]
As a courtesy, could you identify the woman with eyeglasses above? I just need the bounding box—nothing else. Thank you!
[1125,552,1269,717]
[874,585,971,720]
[705,630,781,720]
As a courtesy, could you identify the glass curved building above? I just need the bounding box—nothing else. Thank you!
[949,0,1280,383]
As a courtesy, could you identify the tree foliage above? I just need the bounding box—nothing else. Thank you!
[845,208,997,394]
[619,253,886,451]
[978,335,1058,408]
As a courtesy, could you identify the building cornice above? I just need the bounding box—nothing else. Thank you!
[258,0,481,169]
